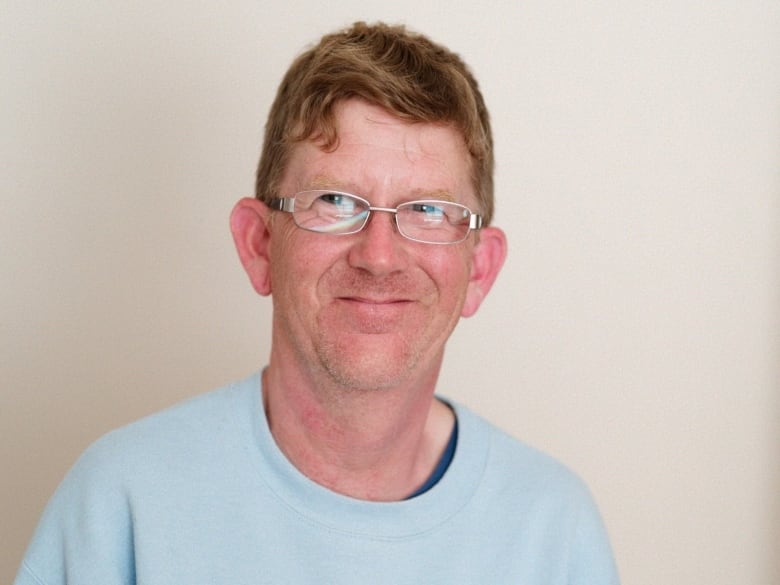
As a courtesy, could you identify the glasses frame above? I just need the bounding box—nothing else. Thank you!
[270,190,483,245]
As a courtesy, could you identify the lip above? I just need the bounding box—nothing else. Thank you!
[340,296,412,305]
[335,296,414,317]
[331,296,414,333]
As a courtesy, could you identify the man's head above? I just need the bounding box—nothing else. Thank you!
[232,22,506,391]
[255,21,495,225]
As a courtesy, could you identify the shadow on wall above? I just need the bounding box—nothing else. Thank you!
[774,352,780,585]
[773,268,780,585]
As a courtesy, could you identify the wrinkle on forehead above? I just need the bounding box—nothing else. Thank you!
[343,101,465,163]
[305,175,457,203]
[281,101,475,207]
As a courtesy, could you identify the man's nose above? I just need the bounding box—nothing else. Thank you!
[346,211,409,275]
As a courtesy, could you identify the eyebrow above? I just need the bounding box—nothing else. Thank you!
[307,176,344,191]
[305,176,457,202]
[416,189,456,203]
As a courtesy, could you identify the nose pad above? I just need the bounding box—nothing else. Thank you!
[347,210,407,274]
[363,209,399,235]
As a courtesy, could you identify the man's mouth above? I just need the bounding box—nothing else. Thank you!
[332,296,414,331]
[340,295,411,305]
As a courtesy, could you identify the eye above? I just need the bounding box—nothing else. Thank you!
[319,192,347,205]
[312,192,360,217]
[408,202,446,221]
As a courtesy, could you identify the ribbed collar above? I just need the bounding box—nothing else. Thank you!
[239,371,491,540]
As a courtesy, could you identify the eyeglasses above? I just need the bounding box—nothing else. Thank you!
[270,190,483,244]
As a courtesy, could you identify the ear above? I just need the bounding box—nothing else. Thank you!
[230,197,273,296]
[461,226,507,318]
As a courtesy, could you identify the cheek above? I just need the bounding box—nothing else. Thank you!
[424,249,473,307]
[270,230,343,304]
[269,229,311,301]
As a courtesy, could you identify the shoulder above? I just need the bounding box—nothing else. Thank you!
[17,374,262,583]
[450,403,619,582]
[453,402,599,510]
[63,372,260,492]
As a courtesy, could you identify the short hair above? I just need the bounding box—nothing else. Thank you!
[255,21,495,224]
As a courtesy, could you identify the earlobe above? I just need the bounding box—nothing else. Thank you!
[461,226,507,318]
[230,197,273,296]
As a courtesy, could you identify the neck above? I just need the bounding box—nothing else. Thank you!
[261,362,455,501]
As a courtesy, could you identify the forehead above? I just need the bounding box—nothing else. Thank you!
[281,101,475,202]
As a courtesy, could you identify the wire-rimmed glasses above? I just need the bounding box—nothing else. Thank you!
[270,190,482,244]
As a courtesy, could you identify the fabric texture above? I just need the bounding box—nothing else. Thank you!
[16,372,620,585]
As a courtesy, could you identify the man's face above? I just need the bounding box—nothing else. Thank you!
[267,99,482,390]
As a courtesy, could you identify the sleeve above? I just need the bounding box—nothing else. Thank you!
[566,489,621,585]
[14,437,138,585]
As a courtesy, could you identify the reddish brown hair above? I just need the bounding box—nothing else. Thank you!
[255,22,495,224]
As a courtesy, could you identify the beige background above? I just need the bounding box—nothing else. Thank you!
[2,1,778,584]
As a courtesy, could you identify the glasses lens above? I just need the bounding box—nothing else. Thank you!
[293,191,369,234]
[396,201,473,243]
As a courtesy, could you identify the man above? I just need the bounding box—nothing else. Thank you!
[16,22,619,584]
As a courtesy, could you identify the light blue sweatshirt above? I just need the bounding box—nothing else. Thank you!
[16,372,619,584]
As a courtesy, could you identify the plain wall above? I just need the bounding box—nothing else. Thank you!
[2,2,778,583]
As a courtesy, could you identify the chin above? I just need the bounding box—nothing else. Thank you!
[316,340,422,392]
[323,361,414,392]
